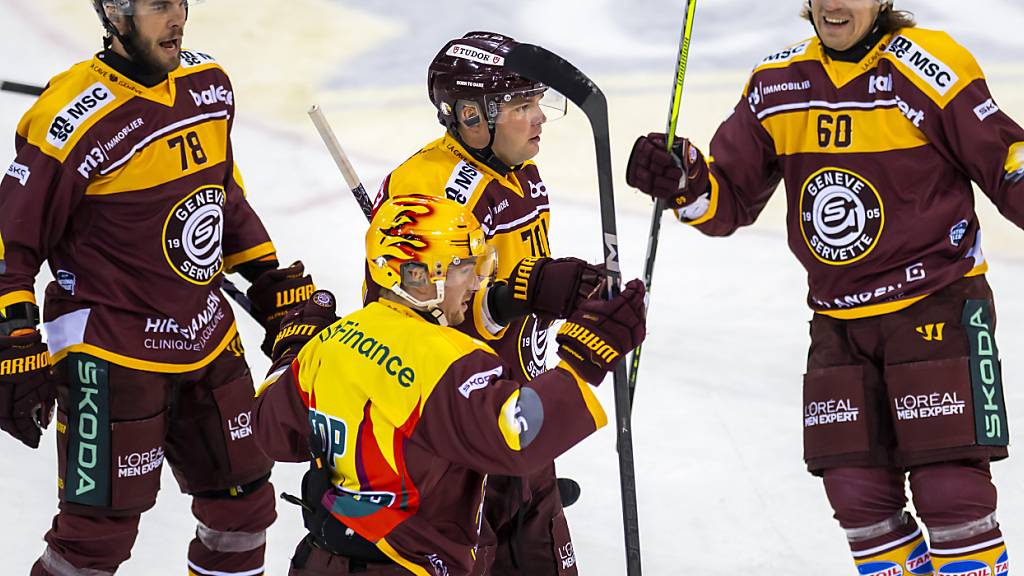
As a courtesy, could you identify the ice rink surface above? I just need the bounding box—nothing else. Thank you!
[2,1,1024,573]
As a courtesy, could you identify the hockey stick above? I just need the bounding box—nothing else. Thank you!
[306,105,374,221]
[504,44,642,575]
[1,81,44,97]
[628,0,698,396]
[0,80,257,312]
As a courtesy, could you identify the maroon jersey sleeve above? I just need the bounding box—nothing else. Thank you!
[688,95,784,236]
[410,349,606,476]
[915,76,1024,229]
[0,133,86,308]
[219,88,275,271]
[253,364,312,463]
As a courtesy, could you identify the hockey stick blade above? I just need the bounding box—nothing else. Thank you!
[1,81,45,97]
[504,43,642,575]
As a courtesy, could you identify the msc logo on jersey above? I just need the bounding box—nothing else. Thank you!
[47,83,116,149]
[760,40,811,65]
[163,185,225,285]
[445,160,483,205]
[800,168,884,266]
[179,50,217,68]
[885,36,959,96]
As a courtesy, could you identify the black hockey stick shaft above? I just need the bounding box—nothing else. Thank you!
[1,80,257,312]
[1,81,45,96]
[628,0,698,396]
[505,44,642,576]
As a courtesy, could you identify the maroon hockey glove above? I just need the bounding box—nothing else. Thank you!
[0,331,55,449]
[246,261,316,358]
[268,290,338,372]
[556,279,647,384]
[626,132,710,210]
[489,257,606,324]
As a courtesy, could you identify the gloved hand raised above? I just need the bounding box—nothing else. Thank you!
[0,330,55,449]
[556,279,647,384]
[488,256,606,325]
[626,132,710,216]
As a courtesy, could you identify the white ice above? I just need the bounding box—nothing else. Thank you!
[2,1,1024,574]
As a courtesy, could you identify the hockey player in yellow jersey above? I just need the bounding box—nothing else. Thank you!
[366,31,605,575]
[254,194,647,575]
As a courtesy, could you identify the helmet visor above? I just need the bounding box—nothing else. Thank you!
[490,88,567,126]
[106,0,203,17]
[445,244,497,292]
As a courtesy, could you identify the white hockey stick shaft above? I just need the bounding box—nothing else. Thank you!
[307,105,374,220]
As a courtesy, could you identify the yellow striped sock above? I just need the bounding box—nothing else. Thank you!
[853,529,934,575]
[931,539,1008,576]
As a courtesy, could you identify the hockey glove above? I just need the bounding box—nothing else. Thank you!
[556,279,647,384]
[626,132,710,216]
[268,290,338,372]
[246,261,316,358]
[488,257,606,325]
[0,330,55,449]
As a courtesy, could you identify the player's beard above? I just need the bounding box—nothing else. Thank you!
[134,36,182,76]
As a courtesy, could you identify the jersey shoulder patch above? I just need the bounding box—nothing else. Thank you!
[881,28,982,103]
[177,49,221,71]
[753,37,818,72]
[18,60,121,160]
[388,137,491,210]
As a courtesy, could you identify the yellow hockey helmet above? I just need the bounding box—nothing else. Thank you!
[366,194,496,312]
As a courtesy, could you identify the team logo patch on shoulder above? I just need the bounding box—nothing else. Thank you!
[163,185,225,285]
[800,168,884,266]
[885,35,959,95]
[46,82,116,149]
[179,50,217,68]
[459,366,503,399]
[445,160,484,205]
[759,40,811,65]
[6,161,30,186]
[974,98,999,122]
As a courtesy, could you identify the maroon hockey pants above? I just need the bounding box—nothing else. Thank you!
[470,463,577,576]
[31,347,276,575]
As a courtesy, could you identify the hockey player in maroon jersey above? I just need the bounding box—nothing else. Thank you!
[0,1,315,574]
[627,0,1015,574]
[365,32,604,576]
[254,194,646,575]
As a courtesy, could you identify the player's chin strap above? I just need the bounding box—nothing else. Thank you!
[392,283,451,326]
[449,125,516,177]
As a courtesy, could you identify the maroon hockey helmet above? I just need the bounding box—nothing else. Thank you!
[428,31,565,131]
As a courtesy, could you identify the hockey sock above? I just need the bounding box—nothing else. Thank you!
[929,513,1008,576]
[847,513,934,576]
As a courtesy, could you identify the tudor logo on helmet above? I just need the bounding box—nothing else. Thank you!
[446,44,506,67]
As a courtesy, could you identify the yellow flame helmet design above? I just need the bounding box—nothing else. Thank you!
[366,194,496,305]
